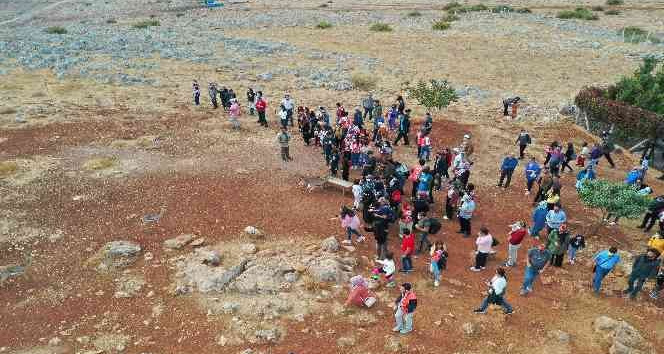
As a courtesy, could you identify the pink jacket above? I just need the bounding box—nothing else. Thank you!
[476,234,493,254]
[342,215,361,230]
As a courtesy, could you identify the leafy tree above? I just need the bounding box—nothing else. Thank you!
[578,179,650,225]
[405,79,459,111]
[613,57,664,115]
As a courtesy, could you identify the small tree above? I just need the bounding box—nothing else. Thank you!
[578,179,650,231]
[406,79,459,111]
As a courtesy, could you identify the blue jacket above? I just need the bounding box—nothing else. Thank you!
[525,162,541,181]
[625,170,640,185]
[501,157,519,171]
[353,110,363,127]
[532,206,548,230]
[594,250,620,271]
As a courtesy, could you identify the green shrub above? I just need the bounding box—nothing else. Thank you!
[106,18,117,24]
[578,179,650,224]
[591,5,604,11]
[620,26,660,44]
[605,9,620,15]
[406,10,422,17]
[557,8,599,20]
[492,5,514,13]
[406,79,459,110]
[613,57,664,114]
[369,22,392,32]
[316,21,333,29]
[443,2,461,11]
[441,13,460,22]
[351,72,378,91]
[606,0,623,5]
[318,3,328,8]
[44,26,68,34]
[132,20,160,29]
[432,20,451,30]
[516,8,532,13]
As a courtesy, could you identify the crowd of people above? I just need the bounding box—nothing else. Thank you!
[189,85,663,335]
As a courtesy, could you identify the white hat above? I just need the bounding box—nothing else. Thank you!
[463,134,471,139]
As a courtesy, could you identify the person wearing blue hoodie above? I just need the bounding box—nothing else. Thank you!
[530,201,548,238]
[524,157,541,195]
[497,153,519,188]
[575,166,596,190]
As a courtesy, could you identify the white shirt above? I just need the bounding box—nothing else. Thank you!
[279,109,287,121]
[490,275,507,295]
[282,98,294,110]
[377,259,396,275]
[352,185,362,201]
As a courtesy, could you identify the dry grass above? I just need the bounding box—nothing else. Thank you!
[83,157,117,170]
[0,161,18,176]
[0,107,18,115]
[369,22,392,32]
[351,72,378,91]
[432,21,452,31]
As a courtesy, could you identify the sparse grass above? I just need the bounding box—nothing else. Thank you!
[605,9,621,15]
[516,8,532,13]
[406,10,422,17]
[441,13,460,22]
[132,20,160,29]
[369,22,392,32]
[318,3,328,8]
[432,20,451,31]
[351,72,378,91]
[557,7,599,20]
[315,21,333,29]
[454,4,488,12]
[0,161,18,177]
[606,0,623,5]
[492,5,514,13]
[620,26,661,44]
[106,18,117,24]
[44,26,68,34]
[0,107,18,115]
[442,1,461,11]
[83,157,116,171]
[591,5,605,11]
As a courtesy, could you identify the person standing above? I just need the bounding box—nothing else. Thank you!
[458,193,476,238]
[600,131,616,168]
[473,267,513,315]
[396,95,406,114]
[524,157,541,195]
[419,132,432,161]
[497,153,519,188]
[400,229,415,272]
[505,221,527,267]
[430,242,447,287]
[533,169,553,204]
[515,129,531,159]
[414,211,432,256]
[567,233,585,265]
[370,198,393,259]
[592,246,620,295]
[276,127,292,162]
[246,88,256,115]
[561,142,575,173]
[638,195,664,232]
[208,83,218,108]
[545,204,567,234]
[362,93,374,120]
[502,96,520,116]
[546,224,569,267]
[423,112,433,134]
[228,98,241,129]
[255,94,268,127]
[444,182,460,220]
[520,243,551,296]
[393,109,411,146]
[470,227,493,272]
[353,107,364,128]
[281,94,295,127]
[623,249,660,299]
[393,283,417,335]
[192,80,201,106]
[530,201,548,238]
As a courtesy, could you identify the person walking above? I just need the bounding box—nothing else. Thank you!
[623,249,660,299]
[545,204,566,234]
[393,109,411,146]
[192,80,201,106]
[530,201,548,238]
[276,127,292,162]
[340,206,365,245]
[515,129,531,159]
[533,169,553,204]
[444,182,460,220]
[600,131,616,168]
[524,157,541,196]
[246,88,256,116]
[414,212,432,256]
[430,242,447,287]
[638,195,664,233]
[400,229,415,272]
[281,94,295,126]
[470,227,493,272]
[458,193,476,238]
[433,148,452,190]
[502,96,520,116]
[547,224,569,267]
[255,95,268,127]
[505,221,527,267]
[474,267,513,314]
[567,233,585,265]
[520,243,551,296]
[228,98,241,129]
[393,283,417,334]
[497,152,519,188]
[561,142,575,173]
[208,83,218,108]
[592,246,621,295]
[362,93,374,120]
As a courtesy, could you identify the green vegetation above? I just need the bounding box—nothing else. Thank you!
[369,22,393,32]
[606,0,624,5]
[432,21,451,31]
[557,7,599,20]
[44,26,68,34]
[605,9,621,15]
[0,161,18,176]
[611,57,664,114]
[591,5,604,11]
[442,2,461,11]
[406,79,459,110]
[315,21,333,29]
[351,72,378,91]
[492,5,514,13]
[441,13,460,22]
[578,179,650,224]
[620,26,661,44]
[132,20,160,29]
[444,2,488,13]
[106,18,117,24]
[516,8,532,13]
[406,10,422,17]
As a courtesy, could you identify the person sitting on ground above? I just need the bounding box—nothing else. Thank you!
[345,275,376,308]
[372,252,396,287]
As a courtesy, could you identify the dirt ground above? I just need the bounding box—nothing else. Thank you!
[1,0,664,353]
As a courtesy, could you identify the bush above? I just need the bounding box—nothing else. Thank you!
[83,157,116,170]
[106,18,117,24]
[369,22,392,32]
[444,2,487,13]
[557,8,599,20]
[44,26,68,34]
[406,79,459,110]
[606,0,623,5]
[492,5,514,13]
[613,57,664,114]
[351,72,378,91]
[432,21,451,31]
[620,26,660,43]
[578,179,650,223]
[406,10,422,17]
[591,5,604,11]
[316,21,333,29]
[605,9,621,15]
[132,20,160,29]
[443,1,461,11]
[516,8,532,13]
[441,13,460,22]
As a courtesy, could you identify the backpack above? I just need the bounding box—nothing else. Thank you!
[428,218,442,234]
[436,251,448,270]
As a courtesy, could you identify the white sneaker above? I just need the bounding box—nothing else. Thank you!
[357,236,365,243]
[469,267,481,272]
[342,240,352,245]
[392,327,401,332]
[434,281,440,287]
[443,216,449,220]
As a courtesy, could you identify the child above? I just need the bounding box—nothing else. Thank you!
[444,183,460,220]
[430,242,448,287]
[352,179,362,209]
[400,230,415,273]
[373,252,396,287]
[330,147,340,176]
[399,202,413,238]
[576,142,589,167]
[340,206,364,245]
[567,233,585,265]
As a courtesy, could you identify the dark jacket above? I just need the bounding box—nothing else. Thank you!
[399,114,411,132]
[631,254,660,279]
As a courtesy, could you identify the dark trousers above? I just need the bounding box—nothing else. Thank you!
[603,152,615,168]
[280,147,291,161]
[640,212,657,231]
[211,98,218,109]
[519,144,527,159]
[459,217,471,237]
[258,111,267,126]
[286,109,294,126]
[475,251,489,268]
[401,255,412,271]
[498,169,514,187]
[458,171,470,187]
[445,197,455,219]
[364,107,373,120]
[394,131,409,145]
[561,158,574,172]
[411,180,418,199]
[194,93,200,105]
[330,161,338,176]
[503,103,509,116]
[323,145,332,165]
[526,179,535,192]
[551,254,564,267]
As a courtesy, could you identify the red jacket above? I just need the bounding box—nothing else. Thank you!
[399,290,417,313]
[255,99,267,112]
[508,228,527,245]
[401,234,415,255]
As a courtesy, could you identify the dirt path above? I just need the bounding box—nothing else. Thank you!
[0,0,78,26]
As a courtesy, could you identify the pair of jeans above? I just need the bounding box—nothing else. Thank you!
[419,146,431,161]
[416,233,430,255]
[351,153,360,167]
[323,145,332,165]
[394,131,409,145]
[363,107,373,120]
[445,198,455,219]
[603,152,615,168]
[394,306,414,333]
[625,274,646,298]
[507,243,520,266]
[346,227,361,241]
[478,294,513,313]
[593,266,612,293]
[194,92,200,105]
[430,262,441,282]
[568,245,579,261]
[286,108,294,126]
[526,178,535,192]
[498,169,514,187]
[475,252,489,269]
[551,254,564,267]
[401,255,412,271]
[521,265,540,292]
[459,217,472,237]
[280,147,291,161]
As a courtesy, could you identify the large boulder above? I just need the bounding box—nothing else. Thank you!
[594,316,652,354]
[92,241,142,272]
[163,234,194,250]
[320,237,340,253]
[308,257,352,283]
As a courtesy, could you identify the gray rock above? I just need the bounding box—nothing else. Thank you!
[384,336,402,352]
[240,243,257,254]
[222,302,240,314]
[164,234,194,249]
[462,322,478,336]
[93,241,142,272]
[320,237,340,252]
[257,73,273,81]
[336,336,356,347]
[548,330,571,343]
[284,272,299,283]
[253,328,281,343]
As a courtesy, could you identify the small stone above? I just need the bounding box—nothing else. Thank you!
[190,238,206,247]
[163,234,194,249]
[336,336,356,347]
[284,272,299,283]
[547,330,571,343]
[48,337,62,346]
[320,237,340,252]
[240,243,257,254]
[384,336,402,352]
[462,322,477,336]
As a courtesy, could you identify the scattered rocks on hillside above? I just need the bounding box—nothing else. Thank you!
[593,316,653,354]
[240,243,257,255]
[462,322,478,336]
[163,233,194,249]
[320,236,340,253]
[114,273,146,298]
[336,335,356,347]
[244,226,262,236]
[548,330,571,344]
[90,241,142,272]
[384,336,403,352]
